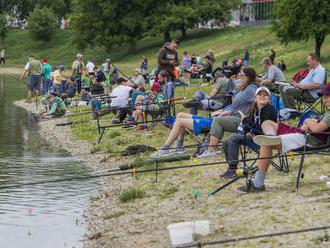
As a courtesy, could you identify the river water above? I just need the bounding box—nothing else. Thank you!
[0,75,98,247]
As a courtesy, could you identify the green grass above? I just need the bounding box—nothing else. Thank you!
[119,187,146,203]
[4,25,330,78]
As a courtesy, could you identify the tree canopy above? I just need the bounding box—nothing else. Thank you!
[272,0,330,58]
[70,0,238,51]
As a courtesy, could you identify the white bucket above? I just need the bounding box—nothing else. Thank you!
[167,221,210,246]
[193,220,210,236]
[167,222,194,246]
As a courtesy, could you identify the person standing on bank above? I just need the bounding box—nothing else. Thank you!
[0,48,5,64]
[157,39,179,80]
[41,58,52,94]
[20,55,43,102]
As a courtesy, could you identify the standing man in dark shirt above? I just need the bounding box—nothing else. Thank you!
[157,39,179,79]
[269,49,276,64]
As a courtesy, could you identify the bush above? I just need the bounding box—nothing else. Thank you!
[27,6,57,41]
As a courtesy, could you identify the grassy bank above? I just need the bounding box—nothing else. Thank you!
[10,26,330,247]
[3,25,330,77]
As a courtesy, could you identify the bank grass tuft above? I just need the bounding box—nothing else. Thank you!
[119,187,146,203]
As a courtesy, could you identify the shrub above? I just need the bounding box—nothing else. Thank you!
[27,6,57,41]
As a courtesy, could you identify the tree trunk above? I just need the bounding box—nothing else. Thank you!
[179,24,187,40]
[163,31,171,43]
[315,33,325,59]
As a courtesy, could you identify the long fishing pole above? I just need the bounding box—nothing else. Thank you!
[0,148,329,190]
[176,225,330,247]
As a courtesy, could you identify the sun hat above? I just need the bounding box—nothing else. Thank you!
[318,84,330,96]
[255,86,271,96]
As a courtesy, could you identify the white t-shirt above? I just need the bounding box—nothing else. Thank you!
[86,61,95,73]
[101,62,111,73]
[111,85,132,108]
[24,62,30,70]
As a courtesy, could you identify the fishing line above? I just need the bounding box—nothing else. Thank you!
[0,149,329,190]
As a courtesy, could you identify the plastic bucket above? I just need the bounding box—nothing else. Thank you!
[194,220,210,236]
[167,222,194,246]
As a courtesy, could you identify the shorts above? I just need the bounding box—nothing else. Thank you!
[280,133,306,153]
[28,75,41,91]
[192,115,213,135]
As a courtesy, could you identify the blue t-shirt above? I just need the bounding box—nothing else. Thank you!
[42,63,52,80]
[300,64,326,98]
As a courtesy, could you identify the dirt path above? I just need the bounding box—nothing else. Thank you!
[0,66,23,76]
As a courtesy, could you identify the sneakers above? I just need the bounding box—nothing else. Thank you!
[172,147,185,155]
[236,184,266,194]
[150,148,171,158]
[220,169,237,179]
[253,135,281,146]
[197,150,221,159]
[135,125,147,131]
[111,118,121,124]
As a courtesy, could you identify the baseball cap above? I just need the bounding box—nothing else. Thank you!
[151,82,162,91]
[134,68,141,74]
[255,86,271,96]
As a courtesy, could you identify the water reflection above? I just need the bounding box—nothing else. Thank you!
[0,75,98,248]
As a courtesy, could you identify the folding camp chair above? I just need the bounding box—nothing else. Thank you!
[296,90,325,116]
[241,110,328,190]
[297,72,327,115]
[145,101,176,130]
[293,132,330,188]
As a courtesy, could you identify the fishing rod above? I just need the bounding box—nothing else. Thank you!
[39,96,188,124]
[176,225,330,247]
[76,142,225,157]
[0,148,329,190]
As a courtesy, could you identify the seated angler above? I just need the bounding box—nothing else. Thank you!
[237,84,330,193]
[221,87,277,178]
[189,54,213,79]
[280,53,325,110]
[183,71,234,115]
[257,57,286,92]
[197,67,259,158]
[152,67,258,158]
[132,82,164,130]
[110,78,133,123]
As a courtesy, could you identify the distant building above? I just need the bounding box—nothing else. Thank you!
[231,0,275,26]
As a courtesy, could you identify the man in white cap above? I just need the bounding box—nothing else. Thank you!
[130,68,145,88]
[71,53,84,92]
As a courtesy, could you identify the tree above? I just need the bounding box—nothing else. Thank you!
[273,0,330,58]
[70,0,152,51]
[27,6,58,41]
[71,0,238,50]
[0,14,8,44]
[148,0,239,41]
